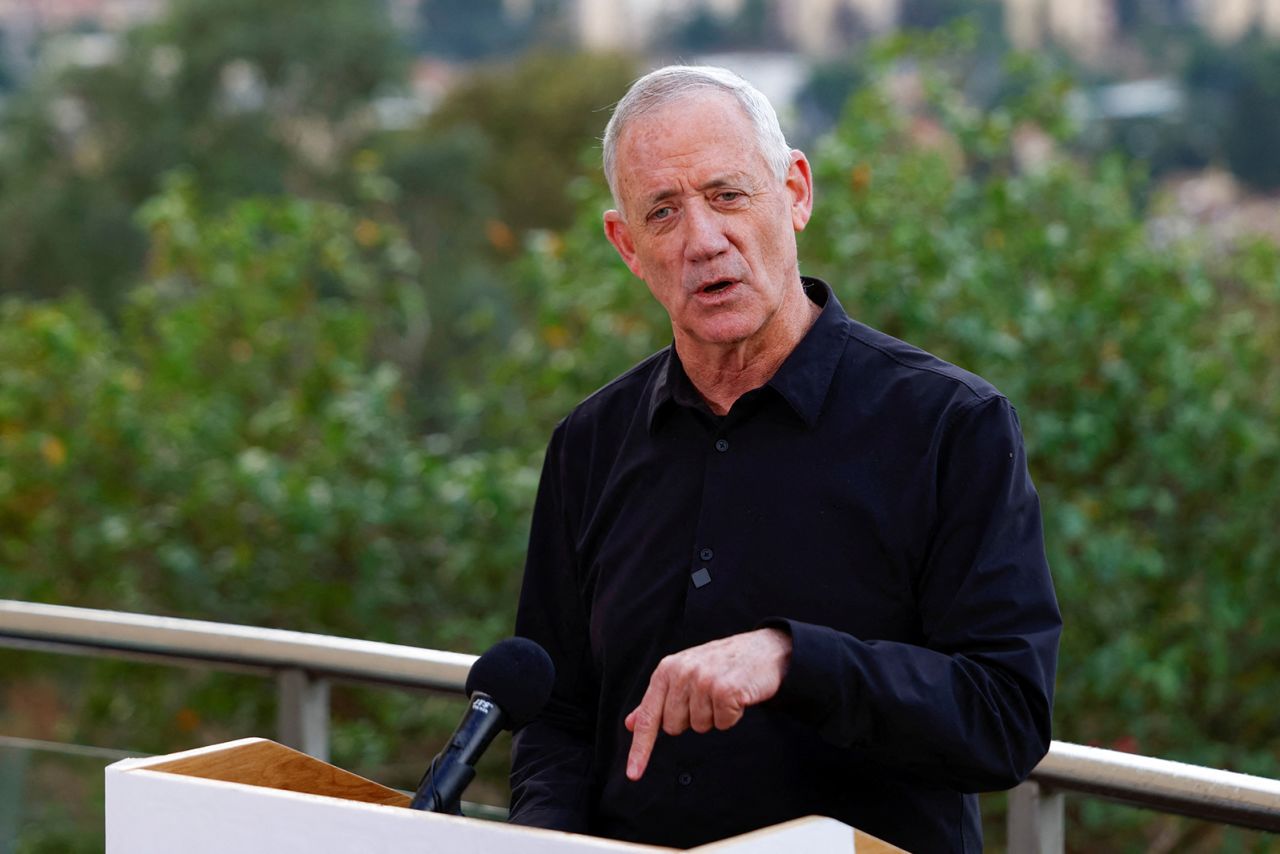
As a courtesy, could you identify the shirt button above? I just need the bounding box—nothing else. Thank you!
[699,547,714,561]
[677,771,693,786]
[714,438,729,452]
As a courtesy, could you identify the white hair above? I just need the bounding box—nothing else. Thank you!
[602,65,793,209]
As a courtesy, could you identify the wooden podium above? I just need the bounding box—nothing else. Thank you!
[106,739,904,853]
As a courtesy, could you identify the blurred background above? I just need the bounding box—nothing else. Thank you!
[0,0,1278,851]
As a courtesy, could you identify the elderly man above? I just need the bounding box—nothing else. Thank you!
[508,65,1060,853]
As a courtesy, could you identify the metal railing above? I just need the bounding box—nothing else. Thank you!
[0,598,475,761]
[3,598,1279,851]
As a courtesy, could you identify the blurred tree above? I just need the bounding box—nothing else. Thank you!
[418,0,521,60]
[668,6,733,53]
[794,19,1011,154]
[0,0,406,307]
[794,57,868,146]
[732,0,779,49]
[1184,33,1280,190]
[423,51,637,234]
[417,0,566,60]
[662,0,785,53]
[899,0,975,30]
[0,174,537,778]
[1094,30,1280,192]
[0,28,16,92]
[364,50,638,437]
[0,174,545,847]
[1113,0,1195,35]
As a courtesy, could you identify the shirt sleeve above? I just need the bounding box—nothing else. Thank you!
[508,422,597,832]
[763,394,1061,792]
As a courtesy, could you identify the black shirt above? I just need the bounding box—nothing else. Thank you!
[509,279,1061,853]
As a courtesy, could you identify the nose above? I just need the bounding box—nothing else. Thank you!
[682,201,730,262]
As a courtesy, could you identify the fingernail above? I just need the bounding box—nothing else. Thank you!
[626,761,637,779]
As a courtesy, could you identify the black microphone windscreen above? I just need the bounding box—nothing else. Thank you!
[464,637,555,730]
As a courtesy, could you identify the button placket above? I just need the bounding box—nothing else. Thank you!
[689,544,715,588]
[678,423,735,640]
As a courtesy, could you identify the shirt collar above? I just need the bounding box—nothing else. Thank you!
[765,277,847,427]
[645,277,848,431]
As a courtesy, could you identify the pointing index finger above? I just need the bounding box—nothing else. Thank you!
[625,677,668,781]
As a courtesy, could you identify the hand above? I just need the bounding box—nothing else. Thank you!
[623,627,792,781]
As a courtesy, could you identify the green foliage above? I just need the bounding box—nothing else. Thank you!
[899,0,990,31]
[1184,33,1280,190]
[795,57,868,146]
[0,176,543,833]
[0,0,406,306]
[0,177,530,647]
[1097,30,1280,191]
[364,51,639,434]
[469,178,669,450]
[425,52,638,234]
[417,0,564,61]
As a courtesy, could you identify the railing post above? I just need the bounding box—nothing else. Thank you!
[1008,780,1065,854]
[0,742,29,854]
[276,668,330,762]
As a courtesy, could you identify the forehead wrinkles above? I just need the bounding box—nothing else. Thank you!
[614,97,772,216]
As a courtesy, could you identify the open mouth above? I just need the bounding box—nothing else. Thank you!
[702,280,734,294]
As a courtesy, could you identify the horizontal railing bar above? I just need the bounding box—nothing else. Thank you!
[0,735,508,818]
[0,735,146,762]
[5,599,1280,832]
[1030,741,1280,832]
[0,635,280,678]
[0,599,473,693]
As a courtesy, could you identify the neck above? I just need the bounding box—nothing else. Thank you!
[676,286,821,416]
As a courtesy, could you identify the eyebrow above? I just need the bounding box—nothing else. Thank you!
[641,172,755,210]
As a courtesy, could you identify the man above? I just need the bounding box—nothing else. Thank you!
[509,65,1060,853]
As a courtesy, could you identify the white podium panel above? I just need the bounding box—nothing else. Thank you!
[106,738,903,853]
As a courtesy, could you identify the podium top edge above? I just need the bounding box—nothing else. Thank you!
[106,737,272,772]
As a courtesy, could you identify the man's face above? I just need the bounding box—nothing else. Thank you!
[603,92,813,351]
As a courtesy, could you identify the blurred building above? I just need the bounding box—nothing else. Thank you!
[1006,0,1280,55]
[0,0,162,31]
[1189,0,1280,41]
[573,0,901,54]
[574,0,677,51]
[776,0,900,55]
[0,0,162,76]
[1004,0,1118,63]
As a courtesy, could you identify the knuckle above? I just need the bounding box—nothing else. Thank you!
[714,704,743,729]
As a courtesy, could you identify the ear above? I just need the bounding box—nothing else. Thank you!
[785,150,814,232]
[603,209,645,279]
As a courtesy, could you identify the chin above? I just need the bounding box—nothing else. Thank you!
[688,318,762,346]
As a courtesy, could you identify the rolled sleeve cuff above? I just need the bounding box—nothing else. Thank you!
[756,617,871,746]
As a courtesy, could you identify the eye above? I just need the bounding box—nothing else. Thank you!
[714,190,747,206]
[648,206,674,222]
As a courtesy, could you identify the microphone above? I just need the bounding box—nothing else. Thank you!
[409,637,555,814]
